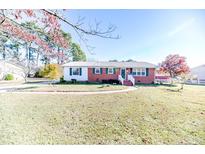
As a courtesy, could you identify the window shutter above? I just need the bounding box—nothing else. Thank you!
[80,68,82,76]
[146,68,149,76]
[113,68,116,74]
[130,68,133,74]
[92,68,95,74]
[106,68,108,74]
[100,68,103,74]
[70,68,72,76]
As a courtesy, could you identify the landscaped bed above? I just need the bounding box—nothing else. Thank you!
[0,84,204,144]
[14,84,128,92]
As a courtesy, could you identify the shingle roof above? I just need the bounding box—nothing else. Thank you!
[0,60,24,71]
[62,61,156,68]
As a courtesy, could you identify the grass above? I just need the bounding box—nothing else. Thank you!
[0,84,204,144]
[15,84,128,92]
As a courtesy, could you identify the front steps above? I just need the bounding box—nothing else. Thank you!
[123,80,133,86]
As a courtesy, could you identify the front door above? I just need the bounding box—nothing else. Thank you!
[121,68,126,79]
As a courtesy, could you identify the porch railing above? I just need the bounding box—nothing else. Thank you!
[128,74,135,86]
[118,75,124,85]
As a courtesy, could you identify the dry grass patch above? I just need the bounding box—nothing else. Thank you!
[0,84,204,144]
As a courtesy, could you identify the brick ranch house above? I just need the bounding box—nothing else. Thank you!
[62,61,156,86]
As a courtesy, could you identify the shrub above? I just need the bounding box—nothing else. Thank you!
[60,76,66,83]
[4,74,14,80]
[40,64,62,79]
[34,69,44,78]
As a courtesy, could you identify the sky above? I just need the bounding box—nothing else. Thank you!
[62,10,205,68]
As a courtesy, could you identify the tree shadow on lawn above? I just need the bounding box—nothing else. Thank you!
[166,88,182,93]
[165,83,205,93]
[135,83,182,93]
[186,83,205,87]
[56,81,121,88]
[135,83,177,88]
[55,81,102,86]
[98,84,110,88]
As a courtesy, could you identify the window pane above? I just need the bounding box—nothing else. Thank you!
[108,68,113,74]
[137,69,141,75]
[132,68,137,75]
[73,68,80,75]
[142,68,146,76]
[95,68,100,74]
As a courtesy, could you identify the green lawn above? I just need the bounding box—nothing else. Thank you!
[16,84,128,92]
[0,84,204,144]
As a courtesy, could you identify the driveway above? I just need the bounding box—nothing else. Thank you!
[0,78,57,92]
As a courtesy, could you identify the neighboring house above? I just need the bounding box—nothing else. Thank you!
[0,60,25,80]
[155,75,171,84]
[63,61,156,86]
[188,65,205,84]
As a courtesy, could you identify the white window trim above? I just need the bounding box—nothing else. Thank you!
[108,68,114,74]
[95,67,101,74]
[133,68,146,76]
[72,67,80,76]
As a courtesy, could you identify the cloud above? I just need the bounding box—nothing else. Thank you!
[168,18,195,37]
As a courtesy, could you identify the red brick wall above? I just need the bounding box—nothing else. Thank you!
[133,68,155,84]
[88,67,155,84]
[88,68,120,82]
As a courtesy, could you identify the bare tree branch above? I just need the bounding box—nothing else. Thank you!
[0,10,6,25]
[42,9,120,39]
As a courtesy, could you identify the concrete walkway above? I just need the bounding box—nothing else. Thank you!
[0,86,137,95]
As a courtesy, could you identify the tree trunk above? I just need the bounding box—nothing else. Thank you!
[23,71,28,83]
[169,71,174,85]
[61,50,64,64]
[57,47,60,64]
[24,75,27,83]
[180,83,184,90]
[180,78,185,91]
[36,48,40,67]
[3,45,6,60]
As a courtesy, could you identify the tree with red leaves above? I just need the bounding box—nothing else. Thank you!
[160,54,190,90]
[0,9,119,52]
[0,9,118,81]
[0,10,69,52]
[160,54,190,78]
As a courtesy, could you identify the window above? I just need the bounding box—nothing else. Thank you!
[137,69,141,76]
[141,68,146,76]
[95,68,101,74]
[72,68,80,75]
[134,68,146,76]
[108,68,114,74]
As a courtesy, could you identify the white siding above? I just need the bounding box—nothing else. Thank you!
[0,61,25,80]
[191,66,205,80]
[191,65,205,84]
[64,67,88,81]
